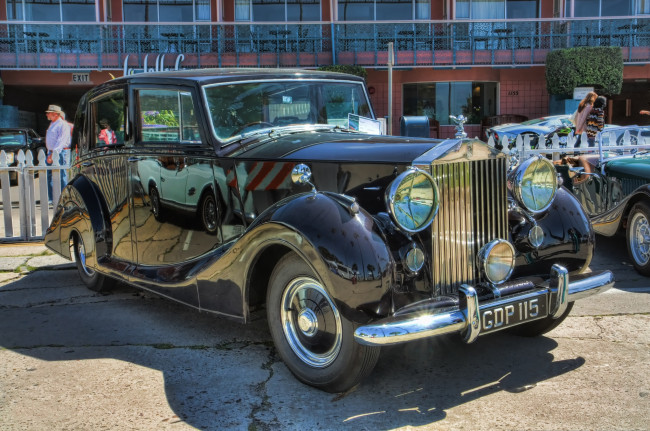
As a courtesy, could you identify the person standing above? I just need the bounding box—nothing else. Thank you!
[573,91,597,146]
[45,104,71,203]
[585,96,606,147]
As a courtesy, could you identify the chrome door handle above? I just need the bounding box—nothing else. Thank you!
[127,157,142,162]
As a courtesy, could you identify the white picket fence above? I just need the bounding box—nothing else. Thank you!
[0,148,69,242]
[486,127,650,163]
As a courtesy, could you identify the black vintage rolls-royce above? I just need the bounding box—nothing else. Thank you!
[45,68,614,393]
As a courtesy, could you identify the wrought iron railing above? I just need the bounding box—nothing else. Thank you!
[0,17,648,70]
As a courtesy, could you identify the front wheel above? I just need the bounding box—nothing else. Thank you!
[73,234,113,293]
[266,253,380,393]
[627,202,650,276]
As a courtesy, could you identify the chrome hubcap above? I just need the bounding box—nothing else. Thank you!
[297,308,318,336]
[280,276,342,368]
[630,212,650,265]
[77,237,95,277]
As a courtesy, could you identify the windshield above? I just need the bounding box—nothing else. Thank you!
[0,131,26,146]
[203,80,373,141]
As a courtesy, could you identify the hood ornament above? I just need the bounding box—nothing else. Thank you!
[449,114,468,139]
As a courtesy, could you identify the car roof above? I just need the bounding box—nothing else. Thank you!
[112,68,366,86]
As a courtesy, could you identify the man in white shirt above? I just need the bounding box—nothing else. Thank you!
[45,104,71,203]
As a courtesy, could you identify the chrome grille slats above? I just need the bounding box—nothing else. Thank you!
[431,157,507,296]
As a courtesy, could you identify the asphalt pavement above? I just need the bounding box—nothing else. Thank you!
[0,236,648,430]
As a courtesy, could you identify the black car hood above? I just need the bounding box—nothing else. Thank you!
[229,130,446,164]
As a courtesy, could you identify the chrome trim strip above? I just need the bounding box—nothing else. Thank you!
[354,268,614,347]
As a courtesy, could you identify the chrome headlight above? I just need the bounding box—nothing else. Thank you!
[478,239,515,285]
[5,152,15,165]
[386,168,439,233]
[509,155,557,214]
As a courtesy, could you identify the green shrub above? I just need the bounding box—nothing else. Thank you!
[545,46,623,96]
[318,65,367,80]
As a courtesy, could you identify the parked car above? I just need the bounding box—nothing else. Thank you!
[44,68,613,393]
[0,128,45,184]
[486,115,573,148]
[554,126,650,275]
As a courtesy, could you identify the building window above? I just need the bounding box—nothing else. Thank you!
[456,0,539,19]
[235,0,321,21]
[7,0,96,21]
[403,82,498,125]
[123,0,210,22]
[565,0,633,17]
[338,0,430,21]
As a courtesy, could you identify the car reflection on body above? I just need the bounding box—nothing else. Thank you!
[45,68,613,393]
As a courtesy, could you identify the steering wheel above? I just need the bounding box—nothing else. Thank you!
[230,121,274,137]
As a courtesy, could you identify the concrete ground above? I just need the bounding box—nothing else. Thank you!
[0,235,648,431]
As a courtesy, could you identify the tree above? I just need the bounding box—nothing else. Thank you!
[545,47,623,97]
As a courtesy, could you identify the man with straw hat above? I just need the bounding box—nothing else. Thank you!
[45,104,71,204]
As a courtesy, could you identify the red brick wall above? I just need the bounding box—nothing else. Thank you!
[367,66,549,135]
[498,68,549,121]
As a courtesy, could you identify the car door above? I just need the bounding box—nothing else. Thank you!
[129,85,223,269]
[82,86,135,263]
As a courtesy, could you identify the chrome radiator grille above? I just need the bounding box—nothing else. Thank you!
[430,158,508,296]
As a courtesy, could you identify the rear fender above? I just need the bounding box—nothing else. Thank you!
[44,176,111,266]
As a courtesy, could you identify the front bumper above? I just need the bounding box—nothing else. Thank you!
[354,265,614,346]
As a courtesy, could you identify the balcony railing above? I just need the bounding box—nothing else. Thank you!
[0,17,648,70]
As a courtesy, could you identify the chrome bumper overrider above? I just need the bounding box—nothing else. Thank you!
[354,265,614,346]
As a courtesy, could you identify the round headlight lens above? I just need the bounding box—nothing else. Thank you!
[386,168,439,233]
[510,156,557,214]
[478,239,515,285]
[5,152,15,165]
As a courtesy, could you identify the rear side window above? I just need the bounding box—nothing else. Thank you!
[138,89,200,144]
[89,90,126,149]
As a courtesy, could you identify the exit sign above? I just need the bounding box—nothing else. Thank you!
[70,73,91,84]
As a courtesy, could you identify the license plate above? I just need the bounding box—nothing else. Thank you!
[480,293,548,334]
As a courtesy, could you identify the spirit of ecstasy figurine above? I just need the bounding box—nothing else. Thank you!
[449,114,467,139]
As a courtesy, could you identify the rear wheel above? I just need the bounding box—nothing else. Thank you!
[266,253,380,393]
[150,187,162,220]
[627,202,650,276]
[73,234,113,293]
[199,191,218,234]
[508,302,574,337]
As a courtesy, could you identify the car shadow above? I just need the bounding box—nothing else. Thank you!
[0,267,586,430]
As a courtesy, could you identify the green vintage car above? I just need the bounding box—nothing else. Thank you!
[553,127,650,275]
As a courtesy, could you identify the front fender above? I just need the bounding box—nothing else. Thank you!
[44,176,111,265]
[511,186,594,277]
[251,192,395,321]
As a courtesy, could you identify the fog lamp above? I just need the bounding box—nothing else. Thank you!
[404,245,425,274]
[478,239,516,285]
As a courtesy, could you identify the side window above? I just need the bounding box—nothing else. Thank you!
[139,89,200,144]
[89,90,126,149]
